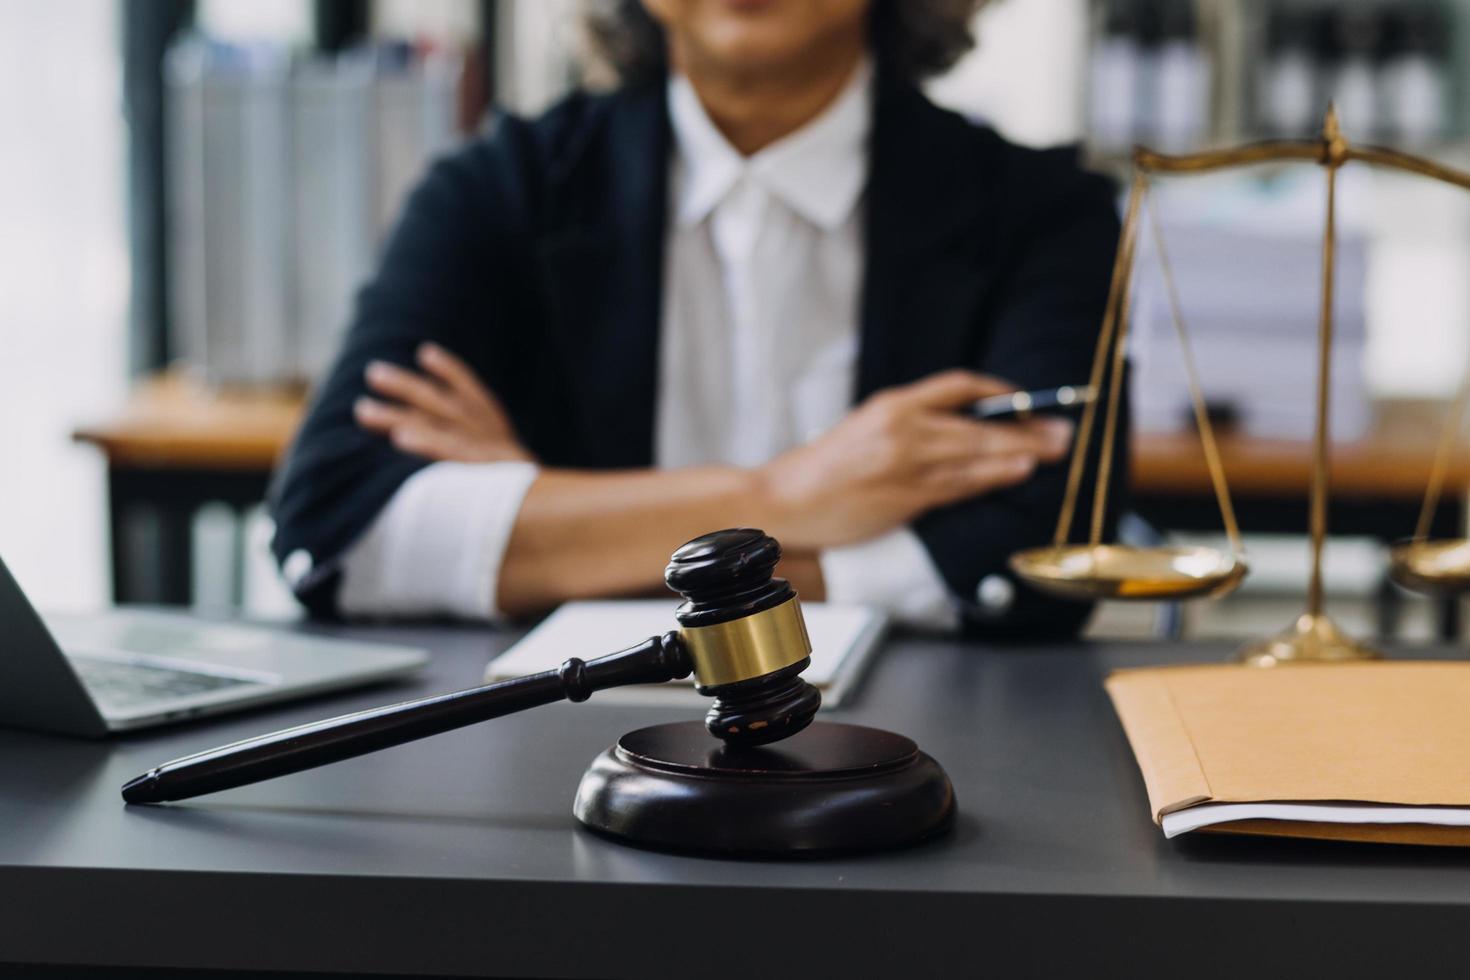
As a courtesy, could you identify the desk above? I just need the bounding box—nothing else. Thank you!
[3,625,1470,978]
[1135,401,1470,638]
[73,374,304,606]
[76,379,1470,627]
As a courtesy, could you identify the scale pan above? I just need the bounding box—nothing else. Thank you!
[1009,544,1248,601]
[1388,539,1470,595]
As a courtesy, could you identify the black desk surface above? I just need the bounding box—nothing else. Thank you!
[4,623,1470,979]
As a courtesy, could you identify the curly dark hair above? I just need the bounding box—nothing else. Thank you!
[581,0,989,86]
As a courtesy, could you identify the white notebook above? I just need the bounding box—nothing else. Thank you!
[485,600,887,709]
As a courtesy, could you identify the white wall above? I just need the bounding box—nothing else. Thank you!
[496,0,582,116]
[1363,170,1470,399]
[373,0,481,45]
[0,1,128,611]
[197,0,312,44]
[926,0,1089,147]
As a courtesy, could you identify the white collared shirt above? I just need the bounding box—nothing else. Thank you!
[339,61,956,628]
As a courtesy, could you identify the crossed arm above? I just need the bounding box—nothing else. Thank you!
[354,342,1073,618]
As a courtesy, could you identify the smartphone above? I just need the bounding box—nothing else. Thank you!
[969,384,1097,422]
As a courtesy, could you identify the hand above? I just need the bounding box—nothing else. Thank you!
[354,342,534,463]
[756,370,1074,550]
[775,552,827,602]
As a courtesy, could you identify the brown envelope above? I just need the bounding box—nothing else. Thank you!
[1105,662,1470,845]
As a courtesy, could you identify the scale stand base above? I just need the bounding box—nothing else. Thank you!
[573,720,955,856]
[1235,612,1382,667]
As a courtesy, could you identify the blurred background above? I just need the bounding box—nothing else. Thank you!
[7,0,1470,642]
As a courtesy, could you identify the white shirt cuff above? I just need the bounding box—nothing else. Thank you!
[819,528,959,631]
[338,461,539,621]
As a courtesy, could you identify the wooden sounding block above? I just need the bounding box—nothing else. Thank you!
[573,529,956,855]
[575,720,955,855]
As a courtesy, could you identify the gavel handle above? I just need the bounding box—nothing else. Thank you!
[121,631,692,805]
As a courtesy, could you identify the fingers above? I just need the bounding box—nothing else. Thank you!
[915,414,1075,466]
[364,344,521,444]
[417,342,501,414]
[894,369,1017,410]
[1029,417,1076,461]
[922,454,1038,505]
[354,397,451,459]
[365,360,464,425]
[906,413,1075,509]
[355,396,475,461]
[383,422,467,461]
[355,395,533,463]
[416,342,522,439]
[353,395,416,434]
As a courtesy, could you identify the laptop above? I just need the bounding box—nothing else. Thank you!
[0,555,428,736]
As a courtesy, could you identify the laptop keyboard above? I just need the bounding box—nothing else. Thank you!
[70,656,259,711]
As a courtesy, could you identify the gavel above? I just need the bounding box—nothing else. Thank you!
[121,528,822,804]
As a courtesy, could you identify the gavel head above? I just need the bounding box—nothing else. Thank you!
[665,528,822,747]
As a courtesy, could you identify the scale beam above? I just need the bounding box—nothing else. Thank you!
[1014,103,1470,663]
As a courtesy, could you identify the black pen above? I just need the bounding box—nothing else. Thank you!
[970,384,1096,422]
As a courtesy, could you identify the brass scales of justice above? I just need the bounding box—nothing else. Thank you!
[1010,105,1470,666]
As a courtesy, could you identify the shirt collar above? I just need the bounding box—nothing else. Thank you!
[668,57,873,231]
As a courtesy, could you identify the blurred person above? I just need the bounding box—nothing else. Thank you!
[269,0,1126,635]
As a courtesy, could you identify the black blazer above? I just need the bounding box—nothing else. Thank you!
[269,72,1127,635]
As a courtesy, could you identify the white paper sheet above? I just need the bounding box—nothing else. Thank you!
[1162,802,1470,839]
[485,600,886,708]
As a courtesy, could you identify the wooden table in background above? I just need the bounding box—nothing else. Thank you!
[73,373,304,606]
[74,379,1470,628]
[1133,400,1470,638]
